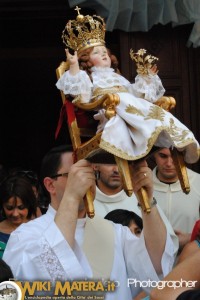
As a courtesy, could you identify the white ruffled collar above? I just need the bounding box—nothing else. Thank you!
[91,66,115,73]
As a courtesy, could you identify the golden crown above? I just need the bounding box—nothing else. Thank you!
[62,6,106,54]
[130,48,159,75]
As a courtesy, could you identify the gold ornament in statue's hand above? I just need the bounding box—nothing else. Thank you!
[130,48,159,76]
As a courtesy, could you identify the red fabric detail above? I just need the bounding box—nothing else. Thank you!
[66,100,76,125]
[55,100,76,139]
[75,109,90,128]
[55,99,91,139]
[191,220,200,241]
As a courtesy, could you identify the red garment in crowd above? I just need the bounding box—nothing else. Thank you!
[191,219,200,241]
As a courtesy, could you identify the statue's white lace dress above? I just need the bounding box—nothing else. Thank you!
[56,66,199,163]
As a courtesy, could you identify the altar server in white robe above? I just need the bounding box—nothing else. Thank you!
[4,145,176,300]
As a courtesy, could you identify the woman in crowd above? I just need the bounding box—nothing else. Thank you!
[8,167,48,215]
[0,176,37,257]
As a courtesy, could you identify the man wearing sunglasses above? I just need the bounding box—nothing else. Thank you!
[3,145,176,300]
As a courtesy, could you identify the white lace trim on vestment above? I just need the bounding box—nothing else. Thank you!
[40,237,66,282]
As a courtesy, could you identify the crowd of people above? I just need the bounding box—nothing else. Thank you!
[0,144,199,300]
[1,6,200,300]
[3,146,174,300]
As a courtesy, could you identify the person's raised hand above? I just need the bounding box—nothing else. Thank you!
[64,159,96,204]
[131,159,153,201]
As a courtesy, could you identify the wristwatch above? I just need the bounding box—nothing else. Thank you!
[137,197,157,209]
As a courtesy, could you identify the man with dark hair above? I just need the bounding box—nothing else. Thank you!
[104,208,143,236]
[4,145,176,299]
[153,147,200,251]
[92,155,178,251]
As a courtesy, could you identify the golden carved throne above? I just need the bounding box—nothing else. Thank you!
[56,61,190,218]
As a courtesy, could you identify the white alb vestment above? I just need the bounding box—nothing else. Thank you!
[94,186,179,253]
[3,206,175,300]
[56,67,199,164]
[153,167,200,233]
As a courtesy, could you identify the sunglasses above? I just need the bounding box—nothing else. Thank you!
[0,170,39,188]
[50,172,69,179]
[12,170,38,181]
